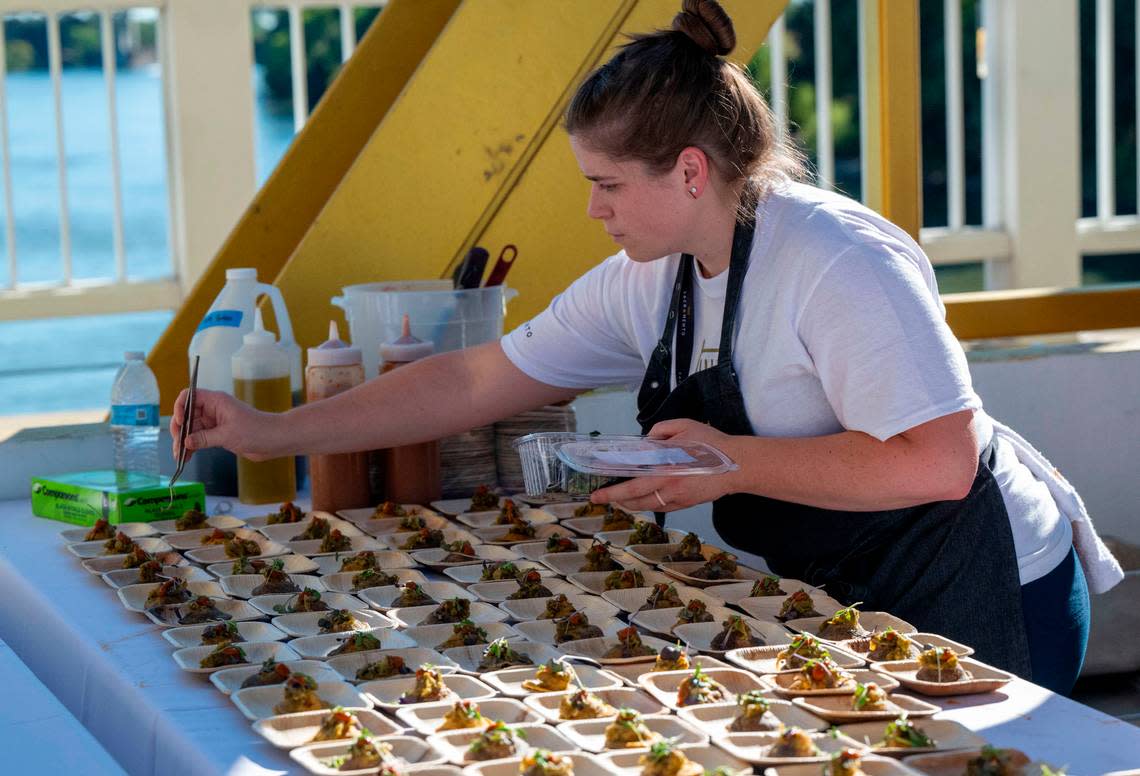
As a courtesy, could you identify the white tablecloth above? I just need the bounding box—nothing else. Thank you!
[2,496,1139,775]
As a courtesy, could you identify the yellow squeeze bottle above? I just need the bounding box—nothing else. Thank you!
[231,309,296,504]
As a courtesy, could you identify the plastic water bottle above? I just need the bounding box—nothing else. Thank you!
[111,351,161,476]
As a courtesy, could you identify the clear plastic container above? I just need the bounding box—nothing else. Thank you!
[513,433,738,496]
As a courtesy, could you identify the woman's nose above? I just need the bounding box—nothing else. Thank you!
[587,190,609,220]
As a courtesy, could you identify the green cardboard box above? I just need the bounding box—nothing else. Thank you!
[30,470,206,526]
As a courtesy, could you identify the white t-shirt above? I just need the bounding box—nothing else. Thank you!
[502,181,1072,585]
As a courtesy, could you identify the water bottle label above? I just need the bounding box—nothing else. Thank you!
[196,310,243,332]
[111,404,159,426]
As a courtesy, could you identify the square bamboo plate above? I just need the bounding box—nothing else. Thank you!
[621,542,724,567]
[837,632,975,660]
[542,502,606,520]
[431,497,505,516]
[723,644,865,675]
[557,634,675,665]
[338,508,447,533]
[326,647,462,684]
[537,551,635,577]
[252,707,403,749]
[787,612,917,642]
[184,535,287,565]
[512,537,594,561]
[671,617,790,654]
[173,640,300,675]
[144,597,264,627]
[271,609,395,638]
[389,601,509,629]
[162,620,287,648]
[736,590,845,623]
[791,692,940,723]
[321,568,429,594]
[116,580,226,611]
[472,524,564,546]
[249,591,367,616]
[455,509,557,529]
[396,697,543,736]
[656,560,770,588]
[289,734,445,775]
[713,730,869,766]
[602,655,733,687]
[593,526,686,548]
[148,514,245,534]
[556,713,707,753]
[560,515,652,537]
[465,578,578,604]
[358,582,477,611]
[427,723,574,765]
[443,562,555,585]
[638,668,768,711]
[381,528,481,552]
[289,629,417,659]
[497,592,619,622]
[258,515,364,544]
[599,585,716,615]
[868,658,1014,696]
[411,545,520,570]
[243,508,324,530]
[101,564,213,589]
[441,642,561,674]
[567,569,670,596]
[762,669,900,699]
[162,526,260,550]
[481,663,624,697]
[218,573,325,599]
[210,659,341,695]
[313,550,417,575]
[512,617,626,645]
[522,687,666,723]
[764,754,925,775]
[675,698,827,737]
[68,535,174,559]
[901,749,1036,776]
[460,752,615,776]
[402,622,524,652]
[337,503,440,524]
[232,679,372,721]
[837,718,986,756]
[360,673,497,710]
[601,744,750,776]
[60,521,157,542]
[205,554,318,578]
[288,535,386,558]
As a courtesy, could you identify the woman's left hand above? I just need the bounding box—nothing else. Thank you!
[589,419,743,512]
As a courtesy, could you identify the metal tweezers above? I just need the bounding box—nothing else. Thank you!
[168,355,200,507]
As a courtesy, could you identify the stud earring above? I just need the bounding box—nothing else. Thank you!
[689,186,698,198]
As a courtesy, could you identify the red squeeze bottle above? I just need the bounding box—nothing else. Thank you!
[379,315,441,504]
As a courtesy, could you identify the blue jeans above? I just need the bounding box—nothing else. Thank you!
[1019,546,1090,695]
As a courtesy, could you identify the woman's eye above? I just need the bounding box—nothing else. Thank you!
[599,183,618,193]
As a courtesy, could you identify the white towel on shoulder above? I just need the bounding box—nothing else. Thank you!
[990,419,1124,594]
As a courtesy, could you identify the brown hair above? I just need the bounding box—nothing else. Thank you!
[565,0,804,220]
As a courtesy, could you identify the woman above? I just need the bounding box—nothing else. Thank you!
[175,0,1115,693]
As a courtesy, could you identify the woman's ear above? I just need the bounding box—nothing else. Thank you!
[676,146,710,198]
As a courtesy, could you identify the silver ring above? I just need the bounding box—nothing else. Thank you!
[653,490,667,508]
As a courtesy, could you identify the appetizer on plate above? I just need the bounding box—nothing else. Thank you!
[400,528,445,551]
[502,518,538,542]
[478,638,533,671]
[554,611,604,643]
[728,691,781,731]
[176,596,231,624]
[560,688,617,720]
[145,578,192,608]
[266,501,304,525]
[580,540,622,573]
[604,627,656,659]
[339,551,380,572]
[252,559,301,596]
[175,508,209,531]
[963,746,1033,775]
[330,632,383,656]
[776,633,832,669]
[710,616,763,650]
[273,672,328,714]
[242,658,293,688]
[788,658,855,691]
[224,536,261,559]
[673,600,714,628]
[399,665,451,704]
[778,590,823,622]
[690,551,738,581]
[675,665,730,707]
[351,568,399,592]
[200,528,234,545]
[749,575,786,597]
[574,502,609,517]
[629,521,670,545]
[136,559,163,583]
[292,515,331,541]
[539,594,577,620]
[422,597,472,625]
[319,529,352,554]
[818,604,868,640]
[318,609,361,634]
[121,545,154,569]
[663,533,704,563]
[521,659,576,692]
[438,699,487,731]
[639,584,685,611]
[866,628,915,661]
[851,682,889,711]
[600,506,637,532]
[470,485,500,511]
[310,707,364,742]
[878,716,935,748]
[373,501,408,518]
[466,720,524,761]
[652,643,691,672]
[436,619,489,649]
[825,749,870,776]
[84,518,115,541]
[199,644,247,669]
[520,750,574,776]
[482,561,524,581]
[397,514,427,532]
[355,655,412,681]
[232,556,271,575]
[604,570,645,591]
[393,581,436,607]
[495,499,524,525]
[915,646,971,682]
[604,708,661,748]
[103,532,136,555]
[201,621,243,645]
[638,740,701,776]
[545,534,579,554]
[770,727,820,757]
[338,735,396,770]
[508,570,553,600]
[274,588,329,614]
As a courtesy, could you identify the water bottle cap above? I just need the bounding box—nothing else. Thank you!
[308,320,362,366]
[124,351,146,361]
[226,268,257,280]
[242,309,278,345]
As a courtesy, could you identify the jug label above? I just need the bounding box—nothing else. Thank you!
[111,404,159,426]
[197,310,244,332]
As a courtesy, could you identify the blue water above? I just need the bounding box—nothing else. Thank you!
[0,66,295,414]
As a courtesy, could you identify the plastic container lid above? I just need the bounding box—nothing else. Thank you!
[226,268,257,280]
[379,314,433,364]
[553,434,738,477]
[307,320,362,367]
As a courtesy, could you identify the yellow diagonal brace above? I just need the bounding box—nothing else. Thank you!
[149,0,460,412]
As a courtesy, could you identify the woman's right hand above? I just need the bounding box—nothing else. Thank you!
[170,388,280,462]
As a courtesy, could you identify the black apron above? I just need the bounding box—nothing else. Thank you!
[635,217,1033,678]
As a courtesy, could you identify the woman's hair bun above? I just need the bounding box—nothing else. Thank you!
[671,0,735,57]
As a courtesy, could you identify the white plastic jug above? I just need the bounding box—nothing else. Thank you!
[188,268,301,395]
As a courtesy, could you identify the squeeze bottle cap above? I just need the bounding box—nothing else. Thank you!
[124,351,146,361]
[242,309,277,346]
[226,268,257,280]
[379,314,433,365]
[307,320,363,367]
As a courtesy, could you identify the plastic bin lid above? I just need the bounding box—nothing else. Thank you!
[552,435,737,477]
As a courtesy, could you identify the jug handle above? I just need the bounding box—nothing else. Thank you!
[257,283,296,346]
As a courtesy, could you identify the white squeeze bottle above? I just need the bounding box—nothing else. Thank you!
[110,351,160,476]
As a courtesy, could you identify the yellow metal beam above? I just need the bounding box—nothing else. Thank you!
[944,284,1140,340]
[860,0,922,240]
[148,0,460,413]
